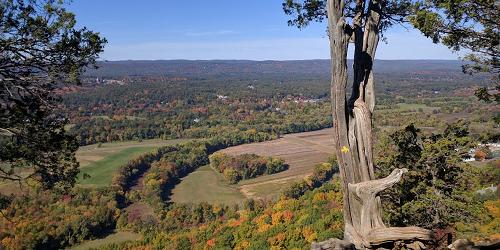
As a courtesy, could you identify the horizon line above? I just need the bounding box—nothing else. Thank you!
[97,58,462,62]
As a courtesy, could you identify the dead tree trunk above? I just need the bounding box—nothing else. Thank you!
[326,0,431,248]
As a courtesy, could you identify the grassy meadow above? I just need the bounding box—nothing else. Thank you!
[69,231,141,250]
[76,139,189,187]
[170,165,246,206]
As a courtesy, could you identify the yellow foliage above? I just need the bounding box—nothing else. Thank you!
[484,200,499,217]
[1,237,15,250]
[302,226,317,243]
[490,233,500,240]
[271,211,283,225]
[305,177,314,187]
[246,128,257,134]
[479,200,500,238]
[144,178,159,187]
[273,198,289,211]
[258,223,271,233]
[254,214,270,226]
[212,205,223,215]
[235,240,250,250]
[464,199,500,241]
[313,192,328,202]
[330,221,343,230]
[238,210,249,220]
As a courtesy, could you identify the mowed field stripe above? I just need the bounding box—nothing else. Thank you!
[170,165,246,205]
[76,139,190,187]
[77,146,155,187]
[220,128,336,198]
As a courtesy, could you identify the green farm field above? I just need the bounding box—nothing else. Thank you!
[69,231,141,250]
[77,138,189,187]
[170,165,246,206]
[77,147,154,187]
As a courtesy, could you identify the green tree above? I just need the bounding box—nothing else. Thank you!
[0,0,106,190]
[223,168,241,184]
[377,122,480,229]
[410,1,499,107]
[474,85,500,104]
[410,0,499,77]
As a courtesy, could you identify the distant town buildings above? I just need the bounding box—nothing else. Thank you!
[217,95,228,100]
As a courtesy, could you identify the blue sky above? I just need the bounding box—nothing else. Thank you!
[67,0,460,61]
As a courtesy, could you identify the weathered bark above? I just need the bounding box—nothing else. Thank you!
[312,238,355,250]
[326,0,432,248]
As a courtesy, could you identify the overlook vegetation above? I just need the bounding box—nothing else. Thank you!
[1,0,499,249]
[1,58,499,249]
[209,153,288,184]
[1,59,498,249]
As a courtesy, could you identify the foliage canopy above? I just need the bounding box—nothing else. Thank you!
[0,0,106,189]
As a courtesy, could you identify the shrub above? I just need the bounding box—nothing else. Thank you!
[224,168,241,184]
[210,153,288,183]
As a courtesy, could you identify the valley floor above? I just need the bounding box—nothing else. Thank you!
[170,128,336,203]
[170,165,246,205]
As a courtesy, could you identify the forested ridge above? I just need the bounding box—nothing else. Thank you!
[84,60,477,78]
[60,60,494,146]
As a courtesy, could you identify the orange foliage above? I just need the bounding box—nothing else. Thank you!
[474,150,487,161]
[228,217,246,227]
[283,210,293,222]
[268,233,286,247]
[484,200,499,217]
[206,238,215,247]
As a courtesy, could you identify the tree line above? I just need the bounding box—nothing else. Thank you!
[209,153,288,184]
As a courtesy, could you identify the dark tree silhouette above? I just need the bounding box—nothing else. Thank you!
[409,0,499,105]
[0,0,106,190]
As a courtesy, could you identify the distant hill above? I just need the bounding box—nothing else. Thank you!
[85,59,466,78]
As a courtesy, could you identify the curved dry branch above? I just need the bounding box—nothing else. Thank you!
[345,168,432,248]
[348,168,407,200]
[367,227,433,245]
